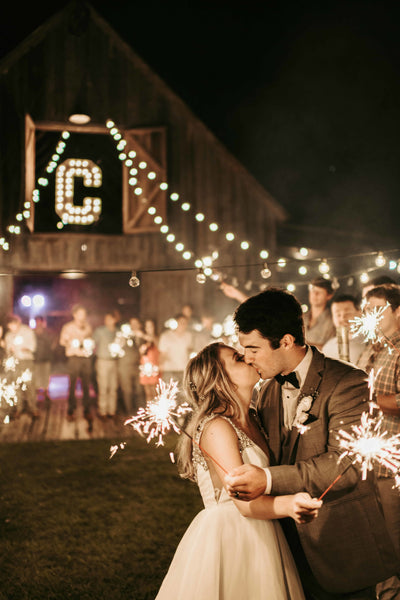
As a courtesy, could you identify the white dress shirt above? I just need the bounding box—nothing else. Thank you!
[264,346,313,494]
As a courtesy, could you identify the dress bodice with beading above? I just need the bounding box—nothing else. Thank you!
[192,414,270,508]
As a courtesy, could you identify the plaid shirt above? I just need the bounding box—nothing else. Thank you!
[367,330,400,477]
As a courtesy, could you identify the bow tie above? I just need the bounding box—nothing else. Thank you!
[275,372,300,389]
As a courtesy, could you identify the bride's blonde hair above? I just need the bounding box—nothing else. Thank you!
[177,342,243,481]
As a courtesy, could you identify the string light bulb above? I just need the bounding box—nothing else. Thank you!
[319,259,330,274]
[129,271,140,287]
[260,263,272,279]
[375,252,386,268]
[196,270,207,284]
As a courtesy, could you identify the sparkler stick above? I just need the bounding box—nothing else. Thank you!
[318,461,354,500]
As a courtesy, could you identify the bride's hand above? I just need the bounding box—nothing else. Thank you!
[289,493,322,524]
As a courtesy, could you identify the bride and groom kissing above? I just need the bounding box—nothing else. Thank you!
[156,288,398,599]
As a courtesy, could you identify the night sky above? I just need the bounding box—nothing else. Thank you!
[1,0,400,250]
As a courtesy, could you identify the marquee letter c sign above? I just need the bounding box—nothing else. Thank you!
[55,159,102,225]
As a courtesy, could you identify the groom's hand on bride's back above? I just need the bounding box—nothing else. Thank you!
[225,464,267,501]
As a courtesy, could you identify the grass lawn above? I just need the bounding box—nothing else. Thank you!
[0,435,202,600]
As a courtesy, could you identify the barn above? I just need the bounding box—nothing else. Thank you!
[0,0,286,330]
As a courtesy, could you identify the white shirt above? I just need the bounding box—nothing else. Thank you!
[158,329,193,372]
[322,335,364,365]
[264,346,313,494]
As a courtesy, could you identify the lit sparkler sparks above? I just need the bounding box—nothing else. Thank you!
[319,405,400,500]
[0,365,32,417]
[109,442,126,459]
[125,378,192,446]
[349,303,389,344]
[139,361,159,378]
[337,408,400,479]
[3,356,18,372]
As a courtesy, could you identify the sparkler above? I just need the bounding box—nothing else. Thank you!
[125,378,191,447]
[139,361,160,378]
[319,404,400,500]
[0,360,32,420]
[338,409,400,478]
[3,356,18,372]
[114,378,229,474]
[349,303,389,344]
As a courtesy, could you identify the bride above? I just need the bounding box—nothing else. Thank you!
[156,342,322,600]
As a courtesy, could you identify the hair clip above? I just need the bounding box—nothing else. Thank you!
[189,381,197,392]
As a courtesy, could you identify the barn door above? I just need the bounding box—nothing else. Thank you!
[122,126,167,233]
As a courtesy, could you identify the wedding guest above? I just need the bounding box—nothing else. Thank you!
[322,294,364,364]
[117,317,145,414]
[158,314,193,396]
[361,275,397,298]
[93,312,118,418]
[361,284,400,599]
[225,288,397,599]
[59,304,94,425]
[4,314,38,417]
[0,323,5,370]
[33,316,55,408]
[139,318,161,403]
[181,302,200,333]
[303,277,335,350]
[193,312,217,352]
[156,342,321,599]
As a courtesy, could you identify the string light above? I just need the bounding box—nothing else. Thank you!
[196,269,207,284]
[260,263,272,279]
[2,116,398,291]
[375,252,386,268]
[318,259,330,274]
[128,270,140,287]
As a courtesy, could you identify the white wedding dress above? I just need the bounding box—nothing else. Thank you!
[156,414,305,600]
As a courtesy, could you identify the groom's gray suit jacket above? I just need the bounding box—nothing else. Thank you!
[257,346,398,594]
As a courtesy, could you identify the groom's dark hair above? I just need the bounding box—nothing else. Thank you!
[234,288,305,349]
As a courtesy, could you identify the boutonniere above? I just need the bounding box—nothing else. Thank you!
[292,392,318,433]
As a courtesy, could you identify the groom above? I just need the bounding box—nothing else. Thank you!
[225,288,398,600]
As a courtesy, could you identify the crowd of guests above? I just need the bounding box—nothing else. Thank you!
[0,301,220,428]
